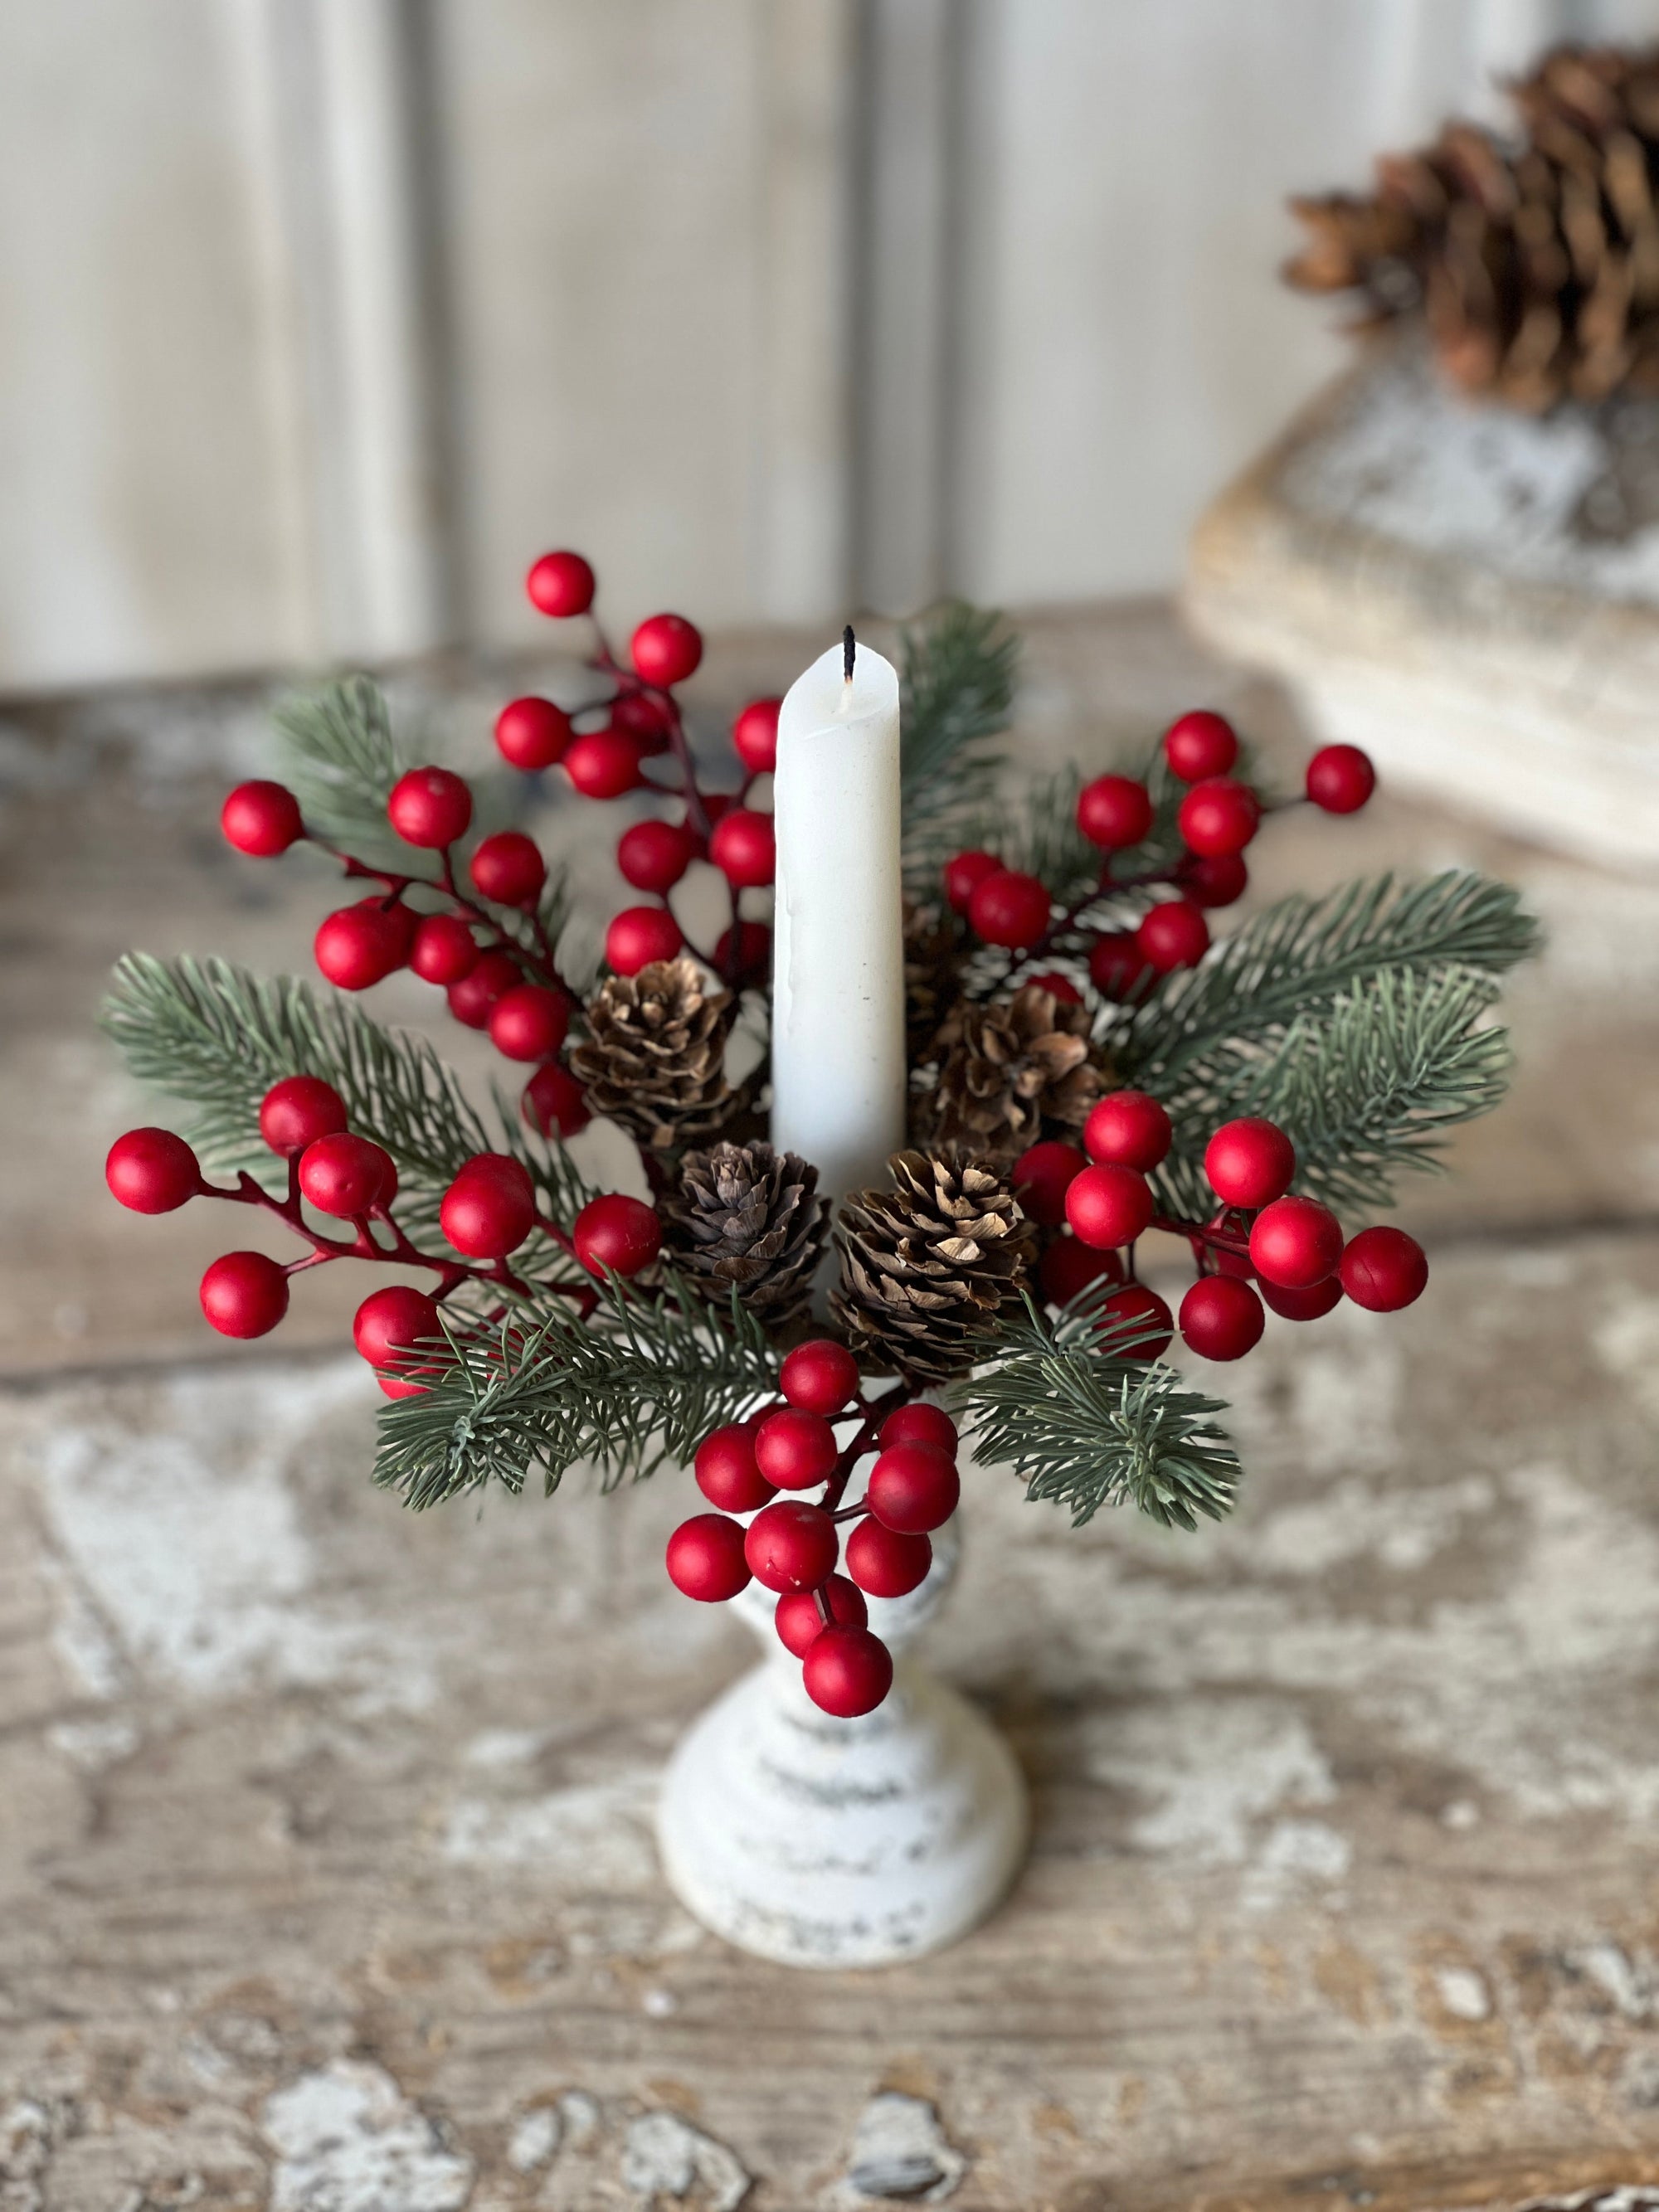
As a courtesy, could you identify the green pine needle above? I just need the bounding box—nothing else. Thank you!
[899,602,1019,888]
[275,677,407,854]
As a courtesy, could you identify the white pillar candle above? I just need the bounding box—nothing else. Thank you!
[770,634,907,1203]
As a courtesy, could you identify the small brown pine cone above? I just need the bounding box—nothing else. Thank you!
[569,957,739,1151]
[904,899,967,1062]
[915,984,1108,1160]
[660,1140,828,1329]
[830,1150,1035,1385]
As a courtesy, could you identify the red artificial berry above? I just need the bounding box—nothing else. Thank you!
[695,1425,777,1514]
[1039,1235,1123,1306]
[745,1500,839,1593]
[1211,1222,1258,1281]
[708,808,776,888]
[200,1251,289,1339]
[522,1062,591,1140]
[1077,773,1153,850]
[1024,970,1084,1004]
[526,549,596,618]
[878,1403,959,1457]
[1339,1225,1428,1312]
[1249,1195,1344,1290]
[488,984,572,1062]
[868,1441,959,1534]
[844,1518,931,1599]
[105,1127,199,1213]
[1164,709,1239,782]
[1204,1117,1296,1210]
[353,1284,440,1370]
[314,902,409,991]
[1097,1282,1175,1361]
[565,728,645,800]
[1065,1163,1154,1250]
[1306,743,1375,814]
[1179,1274,1265,1361]
[1260,1274,1343,1320]
[1083,1090,1172,1172]
[1089,932,1155,999]
[258,1076,348,1157]
[611,692,675,754]
[1136,899,1209,972]
[631,612,703,688]
[732,697,782,775]
[804,1625,894,1717]
[754,1407,839,1491]
[780,1339,860,1415]
[299,1133,394,1218]
[943,848,1001,915]
[714,920,771,986]
[440,1155,535,1259]
[446,949,522,1028]
[1177,777,1260,858]
[388,766,473,849]
[969,868,1051,950]
[495,697,573,771]
[775,1573,867,1658]
[1178,851,1248,909]
[573,1193,661,1279]
[221,780,304,857]
[617,819,693,894]
[667,1514,752,1602]
[410,913,479,986]
[469,831,547,908]
[1011,1140,1086,1228]
[606,906,684,975]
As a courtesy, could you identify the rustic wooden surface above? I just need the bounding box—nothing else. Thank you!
[3,606,1659,2209]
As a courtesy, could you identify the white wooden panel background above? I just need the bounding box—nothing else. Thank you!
[4,0,1659,693]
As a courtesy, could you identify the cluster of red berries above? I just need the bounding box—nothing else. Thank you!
[665,1339,963,1718]
[1008,1091,1426,1360]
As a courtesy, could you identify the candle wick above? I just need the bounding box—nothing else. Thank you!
[843,625,856,685]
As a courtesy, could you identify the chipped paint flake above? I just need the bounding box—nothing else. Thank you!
[620,2110,749,2211]
[1436,1965,1492,2021]
[507,2105,560,2172]
[838,2093,966,2205]
[262,2060,473,2212]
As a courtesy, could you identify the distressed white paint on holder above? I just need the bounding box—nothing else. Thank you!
[657,1520,1029,1969]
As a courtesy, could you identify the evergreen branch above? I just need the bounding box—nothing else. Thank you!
[899,603,1019,887]
[275,677,408,853]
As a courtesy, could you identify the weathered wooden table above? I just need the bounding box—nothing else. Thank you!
[2,608,1657,2210]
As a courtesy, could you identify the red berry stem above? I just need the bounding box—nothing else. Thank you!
[816,1383,917,1514]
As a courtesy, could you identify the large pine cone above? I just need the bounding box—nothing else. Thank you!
[831,1150,1034,1384]
[570,958,739,1151]
[660,1140,828,1328]
[914,984,1107,1159]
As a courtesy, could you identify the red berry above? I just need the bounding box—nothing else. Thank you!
[868,1441,959,1534]
[745,1500,838,1592]
[496,697,572,771]
[943,849,1001,915]
[440,1155,535,1258]
[410,913,479,986]
[1088,932,1155,999]
[565,728,645,800]
[221,780,304,857]
[1260,1275,1343,1320]
[1339,1225,1428,1311]
[1077,774,1153,850]
[878,1403,959,1457]
[775,1573,866,1658]
[105,1127,199,1213]
[667,1514,752,1602]
[1136,899,1209,973]
[1177,851,1248,909]
[1097,1282,1175,1360]
[1211,1221,1258,1281]
[314,902,409,990]
[1178,777,1260,858]
[617,819,693,893]
[1179,1275,1265,1361]
[732,697,782,774]
[523,1062,591,1140]
[353,1284,440,1370]
[754,1407,839,1491]
[1164,710,1239,782]
[200,1251,289,1339]
[1249,1195,1344,1290]
[1039,1235,1124,1306]
[1065,1163,1154,1249]
[713,920,771,986]
[258,1076,348,1157]
[1024,969,1084,1004]
[606,906,683,975]
[781,1339,860,1415]
[469,831,546,907]
[526,549,595,618]
[573,1193,661,1279]
[969,868,1051,950]
[1011,1140,1086,1228]
[446,949,522,1028]
[1204,1118,1296,1209]
[1083,1090,1172,1172]
[299,1133,393,1218]
[708,808,776,888]
[488,984,571,1062]
[1306,743,1375,814]
[611,692,675,754]
[631,613,703,688]
[695,1425,777,1514]
[388,766,472,848]
[844,1518,931,1598]
[803,1625,893,1717]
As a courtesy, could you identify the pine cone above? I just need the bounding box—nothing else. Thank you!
[831,1150,1034,1384]
[661,1140,828,1327]
[569,958,739,1151]
[904,899,967,1062]
[915,984,1107,1160]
